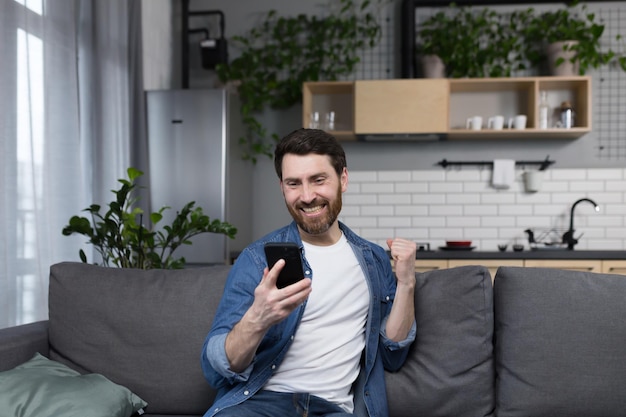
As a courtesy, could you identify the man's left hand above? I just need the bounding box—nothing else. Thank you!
[386,238,417,286]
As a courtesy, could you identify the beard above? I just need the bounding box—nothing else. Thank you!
[286,186,343,236]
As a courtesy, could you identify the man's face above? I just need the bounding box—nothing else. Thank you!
[280,153,347,241]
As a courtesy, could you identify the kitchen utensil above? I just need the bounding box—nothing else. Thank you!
[523,171,543,193]
[512,244,524,252]
[508,114,527,130]
[466,116,482,130]
[498,244,508,252]
[439,246,475,251]
[488,115,504,130]
[446,240,472,247]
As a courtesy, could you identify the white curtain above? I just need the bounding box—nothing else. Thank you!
[0,0,145,329]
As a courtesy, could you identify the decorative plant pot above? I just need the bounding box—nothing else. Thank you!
[546,41,580,76]
[420,54,446,78]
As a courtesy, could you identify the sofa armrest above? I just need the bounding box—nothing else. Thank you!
[0,320,49,371]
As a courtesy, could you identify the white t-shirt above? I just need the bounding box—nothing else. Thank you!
[263,234,370,412]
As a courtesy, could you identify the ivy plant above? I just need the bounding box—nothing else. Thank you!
[216,0,382,163]
[62,167,237,269]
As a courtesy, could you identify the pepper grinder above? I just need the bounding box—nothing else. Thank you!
[559,101,575,129]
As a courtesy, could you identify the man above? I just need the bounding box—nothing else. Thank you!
[201,128,417,417]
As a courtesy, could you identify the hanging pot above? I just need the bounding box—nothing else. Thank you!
[546,41,580,76]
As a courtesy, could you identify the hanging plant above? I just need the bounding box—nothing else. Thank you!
[62,168,237,269]
[216,0,383,163]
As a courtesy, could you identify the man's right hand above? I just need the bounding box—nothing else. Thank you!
[251,260,312,328]
[225,261,312,373]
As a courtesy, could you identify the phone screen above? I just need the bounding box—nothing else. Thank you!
[264,242,305,289]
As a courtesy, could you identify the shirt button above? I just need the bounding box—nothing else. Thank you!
[271,364,276,370]
[244,390,249,396]
[290,335,294,340]
[386,296,390,301]
[305,270,311,275]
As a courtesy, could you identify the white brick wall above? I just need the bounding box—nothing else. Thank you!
[340,168,626,251]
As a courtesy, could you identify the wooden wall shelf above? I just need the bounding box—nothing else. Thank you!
[302,76,591,141]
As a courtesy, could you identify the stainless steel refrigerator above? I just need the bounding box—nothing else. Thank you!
[145,88,251,265]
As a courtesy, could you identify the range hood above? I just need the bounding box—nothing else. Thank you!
[357,133,445,142]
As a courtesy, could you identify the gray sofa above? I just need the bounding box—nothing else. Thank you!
[2,261,626,417]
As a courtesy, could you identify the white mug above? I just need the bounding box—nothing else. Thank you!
[508,114,527,130]
[466,116,482,131]
[488,115,504,130]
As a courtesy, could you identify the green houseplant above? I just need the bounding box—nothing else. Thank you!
[523,1,626,75]
[416,4,532,78]
[62,168,237,269]
[216,0,382,163]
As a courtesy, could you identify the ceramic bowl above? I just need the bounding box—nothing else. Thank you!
[446,240,472,248]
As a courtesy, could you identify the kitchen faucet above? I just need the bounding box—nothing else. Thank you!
[562,198,600,250]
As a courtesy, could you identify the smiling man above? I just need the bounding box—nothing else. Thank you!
[201,128,417,417]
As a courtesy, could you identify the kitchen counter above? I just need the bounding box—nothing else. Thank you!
[413,250,626,260]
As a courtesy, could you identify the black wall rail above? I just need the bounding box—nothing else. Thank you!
[437,155,555,171]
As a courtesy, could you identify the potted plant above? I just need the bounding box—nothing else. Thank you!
[416,4,531,78]
[216,0,382,163]
[62,168,237,269]
[523,1,626,75]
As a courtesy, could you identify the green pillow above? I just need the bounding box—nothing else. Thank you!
[0,353,147,417]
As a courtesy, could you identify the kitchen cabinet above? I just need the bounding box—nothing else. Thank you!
[302,76,591,140]
[523,259,602,272]
[448,259,523,283]
[392,259,448,273]
[353,79,448,136]
[413,259,448,273]
[397,258,612,276]
[601,261,626,275]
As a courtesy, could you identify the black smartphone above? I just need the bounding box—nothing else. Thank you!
[264,242,305,289]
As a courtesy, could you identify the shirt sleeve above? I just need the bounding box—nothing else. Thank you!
[380,315,416,350]
[205,332,255,384]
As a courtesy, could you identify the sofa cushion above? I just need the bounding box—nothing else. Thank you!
[48,262,230,415]
[0,352,146,417]
[385,265,495,417]
[494,266,626,417]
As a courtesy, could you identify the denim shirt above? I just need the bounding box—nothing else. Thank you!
[201,221,416,417]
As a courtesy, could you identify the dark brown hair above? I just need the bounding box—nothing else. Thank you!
[274,128,347,179]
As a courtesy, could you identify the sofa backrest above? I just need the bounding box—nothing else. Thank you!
[48,262,229,415]
[47,262,497,417]
[385,265,495,417]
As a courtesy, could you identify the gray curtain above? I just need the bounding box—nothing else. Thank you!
[0,0,146,329]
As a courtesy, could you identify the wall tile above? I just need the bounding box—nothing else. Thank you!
[343,168,626,251]
[378,171,412,182]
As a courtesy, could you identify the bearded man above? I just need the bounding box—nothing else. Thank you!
[201,128,417,417]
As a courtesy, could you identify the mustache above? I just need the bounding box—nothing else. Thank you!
[297,199,327,209]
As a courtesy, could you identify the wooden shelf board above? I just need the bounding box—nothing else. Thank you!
[446,128,590,140]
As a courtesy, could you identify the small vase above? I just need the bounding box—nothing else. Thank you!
[420,55,445,78]
[546,41,580,76]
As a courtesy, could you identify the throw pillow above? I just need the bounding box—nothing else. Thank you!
[0,353,147,417]
[385,265,495,417]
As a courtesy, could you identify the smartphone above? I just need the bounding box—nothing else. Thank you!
[264,242,305,289]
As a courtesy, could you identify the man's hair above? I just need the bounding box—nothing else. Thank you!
[274,128,347,179]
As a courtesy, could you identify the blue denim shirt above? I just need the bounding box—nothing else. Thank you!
[201,221,416,417]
